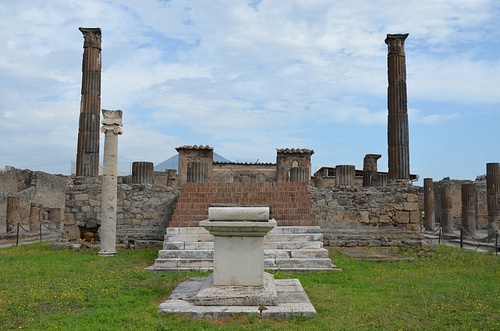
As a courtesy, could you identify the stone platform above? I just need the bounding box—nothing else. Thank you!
[148,226,340,272]
[158,277,316,318]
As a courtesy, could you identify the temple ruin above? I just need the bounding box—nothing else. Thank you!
[1,30,498,254]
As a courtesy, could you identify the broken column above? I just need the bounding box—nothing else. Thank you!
[423,178,436,231]
[290,166,309,182]
[461,183,476,237]
[385,33,410,181]
[6,197,20,233]
[363,154,381,187]
[131,162,154,185]
[29,203,41,231]
[99,109,123,256]
[440,184,454,234]
[486,163,500,237]
[76,27,102,177]
[335,165,355,187]
[187,162,208,183]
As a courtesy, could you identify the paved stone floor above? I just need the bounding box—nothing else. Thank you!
[158,277,316,318]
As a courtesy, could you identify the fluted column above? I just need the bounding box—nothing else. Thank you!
[187,162,208,183]
[486,163,500,237]
[131,162,154,185]
[385,33,410,181]
[76,27,102,176]
[290,166,309,182]
[440,184,454,234]
[423,178,436,231]
[335,165,355,187]
[461,183,476,237]
[363,154,381,187]
[99,109,123,257]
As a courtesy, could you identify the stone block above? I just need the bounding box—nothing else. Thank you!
[394,211,410,223]
[403,202,419,211]
[74,194,89,201]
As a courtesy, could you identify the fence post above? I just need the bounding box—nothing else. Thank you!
[16,223,20,247]
[39,223,42,243]
[438,228,442,245]
[496,231,498,256]
[460,227,464,249]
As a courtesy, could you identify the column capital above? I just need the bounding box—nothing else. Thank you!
[101,109,123,135]
[385,33,409,55]
[79,27,102,49]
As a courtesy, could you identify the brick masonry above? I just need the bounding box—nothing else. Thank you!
[169,182,316,227]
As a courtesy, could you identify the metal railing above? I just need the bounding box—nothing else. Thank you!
[11,222,56,246]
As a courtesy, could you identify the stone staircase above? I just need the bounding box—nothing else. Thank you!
[148,225,340,272]
[149,182,339,272]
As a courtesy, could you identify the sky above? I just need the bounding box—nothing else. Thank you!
[1,0,499,185]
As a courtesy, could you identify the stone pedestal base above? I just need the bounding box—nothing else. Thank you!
[194,272,277,306]
[158,277,316,318]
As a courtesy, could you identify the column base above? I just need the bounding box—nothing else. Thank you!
[98,251,117,257]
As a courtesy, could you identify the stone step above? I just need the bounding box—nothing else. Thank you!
[150,258,214,270]
[269,226,321,234]
[265,233,323,242]
[264,248,330,259]
[264,241,323,249]
[158,250,214,259]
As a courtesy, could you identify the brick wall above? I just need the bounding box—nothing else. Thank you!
[169,182,316,227]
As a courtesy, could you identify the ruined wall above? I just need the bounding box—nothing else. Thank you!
[64,176,178,246]
[309,185,422,246]
[0,167,66,231]
[212,163,276,183]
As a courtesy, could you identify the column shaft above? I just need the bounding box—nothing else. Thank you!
[99,110,123,256]
[76,27,102,177]
[461,183,476,237]
[440,184,454,234]
[385,33,410,181]
[423,178,436,231]
[486,163,500,236]
[335,165,355,187]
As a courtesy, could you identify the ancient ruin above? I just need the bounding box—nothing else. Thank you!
[1,30,498,257]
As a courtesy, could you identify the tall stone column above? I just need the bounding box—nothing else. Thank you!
[76,27,102,176]
[423,178,436,231]
[486,163,500,237]
[440,184,454,234]
[99,109,123,256]
[461,183,476,237]
[385,33,410,181]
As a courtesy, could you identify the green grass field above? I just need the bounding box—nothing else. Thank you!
[0,244,498,330]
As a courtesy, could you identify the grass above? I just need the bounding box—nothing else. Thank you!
[0,244,498,330]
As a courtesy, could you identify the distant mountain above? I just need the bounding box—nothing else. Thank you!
[154,153,231,172]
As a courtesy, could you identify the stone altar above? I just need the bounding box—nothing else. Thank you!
[157,206,316,318]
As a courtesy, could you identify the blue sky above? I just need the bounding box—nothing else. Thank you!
[0,0,499,185]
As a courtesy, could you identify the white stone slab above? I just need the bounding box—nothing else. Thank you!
[208,206,269,221]
[158,277,316,318]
